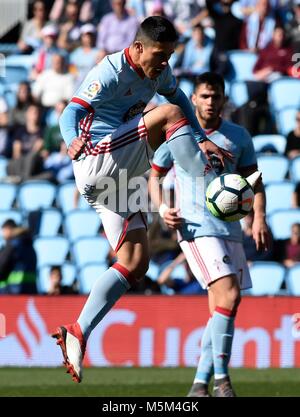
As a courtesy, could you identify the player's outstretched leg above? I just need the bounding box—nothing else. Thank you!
[187,318,213,397]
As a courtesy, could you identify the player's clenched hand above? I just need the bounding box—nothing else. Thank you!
[199,139,233,167]
[252,216,271,251]
[67,137,86,160]
[163,208,183,230]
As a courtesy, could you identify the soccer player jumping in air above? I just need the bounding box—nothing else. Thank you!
[53,17,231,383]
[148,72,271,397]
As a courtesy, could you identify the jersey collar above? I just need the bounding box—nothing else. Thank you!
[204,117,223,135]
[124,47,145,79]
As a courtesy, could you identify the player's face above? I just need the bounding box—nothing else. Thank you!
[192,83,225,123]
[138,41,175,79]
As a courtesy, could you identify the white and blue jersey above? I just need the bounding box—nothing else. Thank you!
[152,119,257,243]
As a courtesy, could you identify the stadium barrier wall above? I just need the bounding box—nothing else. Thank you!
[0,295,300,368]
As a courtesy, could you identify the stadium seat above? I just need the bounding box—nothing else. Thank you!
[265,181,295,215]
[64,209,101,242]
[18,181,56,212]
[146,261,160,281]
[0,156,8,179]
[3,64,29,87]
[257,154,289,184]
[268,77,300,112]
[57,181,90,213]
[170,264,187,280]
[37,262,77,294]
[0,183,17,209]
[229,80,249,107]
[0,209,22,227]
[253,134,286,154]
[34,236,69,267]
[249,261,286,295]
[276,107,298,136]
[268,209,300,239]
[227,50,257,81]
[289,156,300,182]
[285,265,300,295]
[72,236,110,267]
[79,262,108,294]
[5,54,36,69]
[30,208,63,237]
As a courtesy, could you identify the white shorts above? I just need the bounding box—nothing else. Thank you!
[180,236,252,290]
[73,115,151,250]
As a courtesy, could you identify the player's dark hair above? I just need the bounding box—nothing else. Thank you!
[135,16,178,44]
[194,72,225,94]
[1,219,17,228]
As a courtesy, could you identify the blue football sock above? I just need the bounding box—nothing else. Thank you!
[167,124,216,180]
[194,318,213,384]
[77,266,130,340]
[210,307,235,379]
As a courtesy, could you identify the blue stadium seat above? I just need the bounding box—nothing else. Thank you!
[268,77,300,112]
[79,262,108,294]
[257,154,289,184]
[170,264,187,280]
[285,265,300,295]
[253,134,286,154]
[276,107,298,136]
[249,261,286,295]
[289,156,300,182]
[5,54,36,69]
[36,209,63,237]
[227,50,257,81]
[34,236,69,267]
[265,181,295,215]
[0,183,17,209]
[146,261,160,281]
[72,236,110,267]
[57,181,90,213]
[37,262,77,294]
[0,209,22,227]
[0,156,8,179]
[229,80,249,107]
[268,209,300,239]
[18,181,56,212]
[64,209,101,242]
[3,65,29,87]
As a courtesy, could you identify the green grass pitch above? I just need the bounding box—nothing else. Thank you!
[0,367,300,397]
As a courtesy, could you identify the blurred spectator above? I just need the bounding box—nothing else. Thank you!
[253,25,293,82]
[168,0,206,35]
[90,0,112,24]
[127,0,173,20]
[206,0,243,77]
[7,104,47,182]
[0,219,37,294]
[0,97,12,158]
[274,223,300,267]
[157,252,206,294]
[10,82,35,128]
[44,140,74,183]
[96,0,139,61]
[32,53,75,107]
[43,100,68,155]
[285,0,300,54]
[46,265,78,295]
[240,0,278,52]
[17,0,48,53]
[284,110,300,159]
[57,0,82,52]
[242,212,274,264]
[50,0,94,23]
[69,23,99,87]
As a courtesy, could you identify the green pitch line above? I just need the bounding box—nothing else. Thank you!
[0,368,300,397]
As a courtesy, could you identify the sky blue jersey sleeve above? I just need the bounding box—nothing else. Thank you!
[152,142,174,173]
[59,102,88,147]
[237,128,258,169]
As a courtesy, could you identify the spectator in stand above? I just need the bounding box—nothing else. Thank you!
[43,100,68,155]
[157,252,206,294]
[44,140,74,183]
[50,0,94,23]
[242,212,274,264]
[127,0,173,21]
[10,82,35,128]
[0,219,37,294]
[0,97,12,159]
[17,0,48,53]
[32,53,75,108]
[285,0,300,55]
[274,223,300,267]
[57,0,82,52]
[240,0,278,52]
[69,23,99,87]
[46,265,78,295]
[284,110,300,159]
[253,25,293,82]
[96,0,139,61]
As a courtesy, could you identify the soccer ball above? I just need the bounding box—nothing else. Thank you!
[206,173,257,222]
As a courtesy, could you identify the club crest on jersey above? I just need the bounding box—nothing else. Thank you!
[82,81,101,99]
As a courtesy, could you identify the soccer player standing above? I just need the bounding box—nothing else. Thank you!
[53,17,231,383]
[148,72,270,397]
